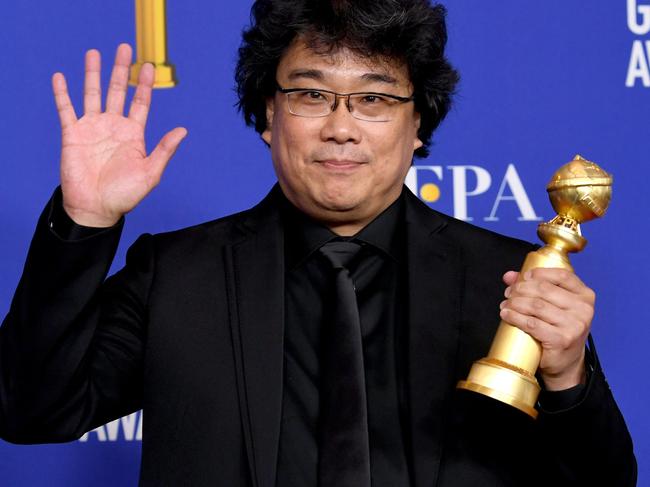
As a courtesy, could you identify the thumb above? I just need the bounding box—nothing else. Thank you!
[147,127,188,184]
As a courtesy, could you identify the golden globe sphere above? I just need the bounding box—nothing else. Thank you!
[546,155,613,223]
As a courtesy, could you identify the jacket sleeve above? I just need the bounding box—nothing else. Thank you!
[536,336,637,486]
[0,189,155,443]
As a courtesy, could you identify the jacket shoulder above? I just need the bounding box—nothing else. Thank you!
[404,188,536,269]
[407,187,534,246]
[443,214,536,257]
[146,187,282,252]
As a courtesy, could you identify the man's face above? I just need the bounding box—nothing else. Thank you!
[262,39,422,235]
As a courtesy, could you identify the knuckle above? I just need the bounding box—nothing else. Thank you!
[133,91,151,105]
[146,170,162,187]
[525,316,537,331]
[538,280,551,293]
[160,138,173,151]
[509,296,523,311]
[109,81,126,92]
[132,95,147,106]
[112,64,129,75]
[576,318,591,336]
[558,333,573,350]
[576,326,588,341]
[578,301,594,318]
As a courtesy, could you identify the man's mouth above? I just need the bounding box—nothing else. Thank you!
[316,159,367,170]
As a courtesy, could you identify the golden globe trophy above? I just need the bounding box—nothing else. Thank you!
[457,155,613,419]
[129,0,178,88]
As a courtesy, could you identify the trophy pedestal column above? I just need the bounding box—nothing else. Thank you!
[129,0,178,88]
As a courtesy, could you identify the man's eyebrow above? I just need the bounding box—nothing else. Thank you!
[286,69,399,86]
[287,69,324,82]
[360,72,398,85]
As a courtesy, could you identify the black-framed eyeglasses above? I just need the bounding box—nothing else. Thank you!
[277,85,415,122]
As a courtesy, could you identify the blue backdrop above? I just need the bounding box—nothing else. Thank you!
[1,1,648,485]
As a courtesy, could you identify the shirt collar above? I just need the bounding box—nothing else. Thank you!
[279,187,405,270]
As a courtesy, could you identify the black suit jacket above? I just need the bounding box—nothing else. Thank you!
[0,186,636,486]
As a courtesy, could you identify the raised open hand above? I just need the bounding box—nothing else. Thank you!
[52,43,187,227]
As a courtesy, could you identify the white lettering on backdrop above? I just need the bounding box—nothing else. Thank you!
[627,0,650,86]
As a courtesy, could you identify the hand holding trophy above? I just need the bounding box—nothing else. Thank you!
[457,155,613,418]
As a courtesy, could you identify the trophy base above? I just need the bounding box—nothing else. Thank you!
[457,358,540,419]
[129,62,177,88]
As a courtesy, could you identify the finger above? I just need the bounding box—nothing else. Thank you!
[128,62,154,126]
[523,268,589,295]
[499,307,582,349]
[509,274,595,312]
[507,279,573,310]
[52,73,77,129]
[105,43,132,114]
[146,127,188,185]
[500,295,588,333]
[502,270,519,287]
[84,49,102,114]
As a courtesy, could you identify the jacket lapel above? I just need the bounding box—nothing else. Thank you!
[224,189,285,487]
[404,190,463,487]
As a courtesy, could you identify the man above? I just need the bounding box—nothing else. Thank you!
[0,1,636,486]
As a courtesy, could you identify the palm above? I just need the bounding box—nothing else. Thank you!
[53,44,186,227]
[61,113,147,217]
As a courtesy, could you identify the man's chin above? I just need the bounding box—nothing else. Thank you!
[315,196,363,215]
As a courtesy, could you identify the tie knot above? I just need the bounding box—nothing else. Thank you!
[319,240,362,269]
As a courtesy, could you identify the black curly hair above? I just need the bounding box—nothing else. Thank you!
[235,0,459,158]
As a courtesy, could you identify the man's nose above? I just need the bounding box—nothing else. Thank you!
[320,95,362,144]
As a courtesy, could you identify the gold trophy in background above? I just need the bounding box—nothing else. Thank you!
[457,155,613,419]
[129,0,178,88]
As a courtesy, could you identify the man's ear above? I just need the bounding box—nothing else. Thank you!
[413,111,423,151]
[261,97,275,145]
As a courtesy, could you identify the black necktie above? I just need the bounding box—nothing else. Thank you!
[318,240,371,487]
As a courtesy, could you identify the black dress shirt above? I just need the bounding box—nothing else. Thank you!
[275,191,411,487]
